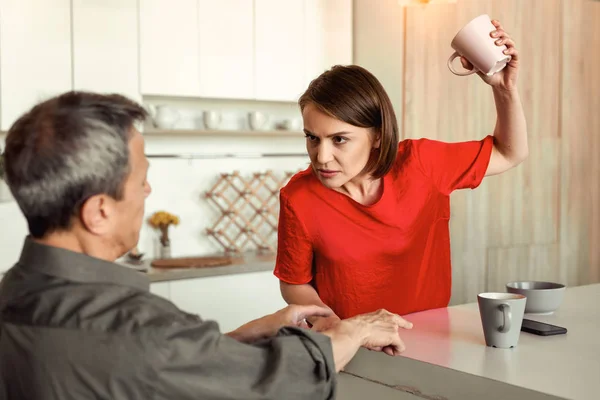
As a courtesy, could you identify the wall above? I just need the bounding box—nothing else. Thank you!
[354,0,600,304]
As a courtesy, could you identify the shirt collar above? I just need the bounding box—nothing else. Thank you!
[17,237,149,291]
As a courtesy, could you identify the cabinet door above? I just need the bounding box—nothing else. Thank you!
[304,0,353,86]
[169,271,287,333]
[139,0,200,96]
[0,0,72,130]
[72,0,140,102]
[198,0,254,99]
[254,0,306,102]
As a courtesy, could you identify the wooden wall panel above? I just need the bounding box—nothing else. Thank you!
[491,0,561,138]
[403,0,495,142]
[353,0,405,130]
[484,1,561,248]
[449,186,489,304]
[486,137,560,246]
[559,0,600,287]
[588,3,600,285]
[487,244,560,292]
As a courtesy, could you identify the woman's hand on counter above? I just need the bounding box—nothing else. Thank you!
[226,304,333,343]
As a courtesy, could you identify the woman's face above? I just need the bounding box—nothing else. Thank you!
[302,103,379,189]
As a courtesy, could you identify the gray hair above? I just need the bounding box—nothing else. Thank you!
[3,91,148,238]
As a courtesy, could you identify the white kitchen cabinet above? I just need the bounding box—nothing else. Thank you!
[0,0,72,131]
[169,271,287,333]
[139,0,200,97]
[304,0,353,86]
[254,0,306,102]
[72,0,140,102]
[198,0,254,100]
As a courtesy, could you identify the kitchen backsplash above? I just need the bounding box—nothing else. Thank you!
[140,134,309,260]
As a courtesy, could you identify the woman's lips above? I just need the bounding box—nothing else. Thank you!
[318,169,339,179]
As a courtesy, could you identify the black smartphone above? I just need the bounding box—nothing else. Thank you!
[521,318,567,336]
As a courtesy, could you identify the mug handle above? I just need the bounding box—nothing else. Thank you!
[447,51,477,76]
[498,304,512,333]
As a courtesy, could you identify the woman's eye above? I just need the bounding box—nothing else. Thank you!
[334,136,348,144]
[305,134,318,142]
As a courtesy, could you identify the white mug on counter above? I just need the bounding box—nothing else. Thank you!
[447,14,511,77]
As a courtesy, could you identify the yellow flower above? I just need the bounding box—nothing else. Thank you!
[148,211,180,229]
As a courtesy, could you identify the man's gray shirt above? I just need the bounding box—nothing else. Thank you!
[0,238,336,399]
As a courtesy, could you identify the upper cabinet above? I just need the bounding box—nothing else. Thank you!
[304,0,353,86]
[0,0,72,131]
[254,0,306,102]
[72,0,140,102]
[138,0,352,102]
[139,0,201,97]
[0,0,353,121]
[198,0,254,100]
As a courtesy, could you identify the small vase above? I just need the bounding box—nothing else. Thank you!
[159,242,171,259]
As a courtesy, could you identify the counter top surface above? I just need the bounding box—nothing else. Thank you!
[120,252,276,282]
[344,283,600,400]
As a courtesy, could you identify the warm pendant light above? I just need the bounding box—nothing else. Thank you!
[398,0,457,6]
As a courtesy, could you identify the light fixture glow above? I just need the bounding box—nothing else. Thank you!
[398,0,457,6]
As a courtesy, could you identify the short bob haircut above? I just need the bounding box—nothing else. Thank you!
[298,65,399,179]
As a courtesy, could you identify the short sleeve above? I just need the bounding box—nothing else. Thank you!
[412,135,494,195]
[151,319,337,400]
[273,192,314,285]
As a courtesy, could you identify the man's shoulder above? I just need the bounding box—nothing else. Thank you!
[0,273,202,335]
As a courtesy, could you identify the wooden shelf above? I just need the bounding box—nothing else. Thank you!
[143,129,302,137]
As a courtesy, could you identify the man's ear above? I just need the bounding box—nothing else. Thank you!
[80,195,112,235]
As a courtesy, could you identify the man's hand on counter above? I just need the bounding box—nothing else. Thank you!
[321,309,413,371]
[225,304,333,343]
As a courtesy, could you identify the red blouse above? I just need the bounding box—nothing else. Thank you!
[274,136,494,319]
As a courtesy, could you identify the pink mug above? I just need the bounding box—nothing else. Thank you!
[447,14,511,77]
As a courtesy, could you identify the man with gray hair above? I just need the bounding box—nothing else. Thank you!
[0,91,409,399]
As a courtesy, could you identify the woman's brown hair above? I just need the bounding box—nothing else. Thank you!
[298,65,399,179]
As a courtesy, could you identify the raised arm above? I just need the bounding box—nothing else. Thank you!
[463,19,528,176]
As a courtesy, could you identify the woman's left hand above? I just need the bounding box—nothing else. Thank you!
[461,19,519,91]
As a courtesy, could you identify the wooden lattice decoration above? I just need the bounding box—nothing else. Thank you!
[205,170,295,254]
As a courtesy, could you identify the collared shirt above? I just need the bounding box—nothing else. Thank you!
[0,238,336,400]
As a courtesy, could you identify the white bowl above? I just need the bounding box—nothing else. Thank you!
[506,281,566,315]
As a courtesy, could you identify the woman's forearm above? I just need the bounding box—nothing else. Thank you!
[492,86,528,163]
[280,281,327,307]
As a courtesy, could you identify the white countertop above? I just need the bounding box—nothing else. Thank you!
[343,284,600,400]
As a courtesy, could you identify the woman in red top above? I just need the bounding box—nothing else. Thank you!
[274,20,528,331]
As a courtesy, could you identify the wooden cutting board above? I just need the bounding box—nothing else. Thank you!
[151,256,235,269]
